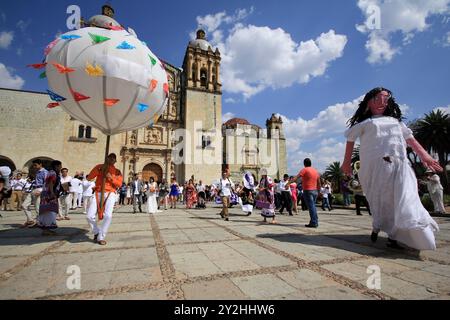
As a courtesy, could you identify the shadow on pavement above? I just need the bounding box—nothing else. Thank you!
[256,233,423,261]
[0,227,91,245]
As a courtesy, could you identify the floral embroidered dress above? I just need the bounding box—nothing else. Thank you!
[257,176,275,218]
[38,170,61,229]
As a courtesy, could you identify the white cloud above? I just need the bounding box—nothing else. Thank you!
[224,97,238,104]
[202,7,253,31]
[280,97,362,173]
[445,31,450,46]
[365,32,398,64]
[222,112,236,123]
[1,13,6,23]
[356,0,450,64]
[0,63,25,89]
[434,105,450,115]
[193,10,347,100]
[16,20,31,32]
[0,31,13,49]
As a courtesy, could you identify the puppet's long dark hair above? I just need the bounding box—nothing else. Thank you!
[347,87,403,127]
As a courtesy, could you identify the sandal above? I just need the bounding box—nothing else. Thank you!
[98,240,107,246]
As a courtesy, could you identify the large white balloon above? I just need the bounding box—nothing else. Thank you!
[45,27,169,135]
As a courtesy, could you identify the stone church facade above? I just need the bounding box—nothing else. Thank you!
[0,5,287,184]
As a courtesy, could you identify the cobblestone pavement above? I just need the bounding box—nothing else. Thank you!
[0,205,449,300]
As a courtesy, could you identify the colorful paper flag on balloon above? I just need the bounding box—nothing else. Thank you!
[89,33,111,44]
[149,79,158,92]
[148,54,157,66]
[27,63,47,69]
[60,34,82,40]
[116,41,135,49]
[39,72,46,79]
[85,62,104,77]
[47,102,60,109]
[52,62,75,74]
[47,90,66,102]
[70,89,90,102]
[137,103,149,112]
[104,99,120,107]
[44,38,60,56]
[163,83,169,95]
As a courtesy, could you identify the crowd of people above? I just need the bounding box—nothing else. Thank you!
[0,87,448,252]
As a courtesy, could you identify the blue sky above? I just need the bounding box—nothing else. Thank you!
[1,0,449,173]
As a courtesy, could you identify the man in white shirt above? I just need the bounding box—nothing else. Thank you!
[10,172,26,211]
[21,175,36,227]
[82,178,95,214]
[69,175,81,210]
[77,173,84,208]
[279,174,293,216]
[219,172,234,221]
[131,174,143,213]
[59,168,72,220]
[196,180,206,208]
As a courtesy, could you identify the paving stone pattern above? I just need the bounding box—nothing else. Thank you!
[0,205,449,300]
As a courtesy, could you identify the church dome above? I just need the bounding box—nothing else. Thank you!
[189,29,213,51]
[224,118,251,126]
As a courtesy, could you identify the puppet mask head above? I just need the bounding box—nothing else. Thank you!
[368,90,390,115]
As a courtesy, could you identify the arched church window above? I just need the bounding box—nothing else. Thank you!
[78,125,85,138]
[85,126,92,139]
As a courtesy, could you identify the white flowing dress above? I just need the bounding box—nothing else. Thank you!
[345,116,439,250]
[147,182,158,214]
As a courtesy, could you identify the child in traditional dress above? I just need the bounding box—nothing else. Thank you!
[342,87,441,250]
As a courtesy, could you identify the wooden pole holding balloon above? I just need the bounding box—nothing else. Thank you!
[98,135,111,220]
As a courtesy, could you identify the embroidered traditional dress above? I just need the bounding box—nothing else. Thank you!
[257,176,275,218]
[38,170,61,229]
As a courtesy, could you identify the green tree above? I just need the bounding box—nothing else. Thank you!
[324,161,343,193]
[411,109,450,193]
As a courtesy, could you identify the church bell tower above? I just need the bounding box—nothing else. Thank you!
[180,30,223,183]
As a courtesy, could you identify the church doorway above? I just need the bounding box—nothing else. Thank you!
[23,157,54,176]
[142,163,163,183]
[0,156,16,172]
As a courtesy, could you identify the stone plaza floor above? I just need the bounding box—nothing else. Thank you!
[0,204,449,300]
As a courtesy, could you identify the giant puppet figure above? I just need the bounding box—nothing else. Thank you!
[34,7,169,232]
[342,87,442,251]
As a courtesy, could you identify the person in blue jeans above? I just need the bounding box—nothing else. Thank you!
[290,158,321,228]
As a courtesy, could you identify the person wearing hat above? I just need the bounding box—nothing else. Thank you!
[424,170,446,214]
[86,153,123,245]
